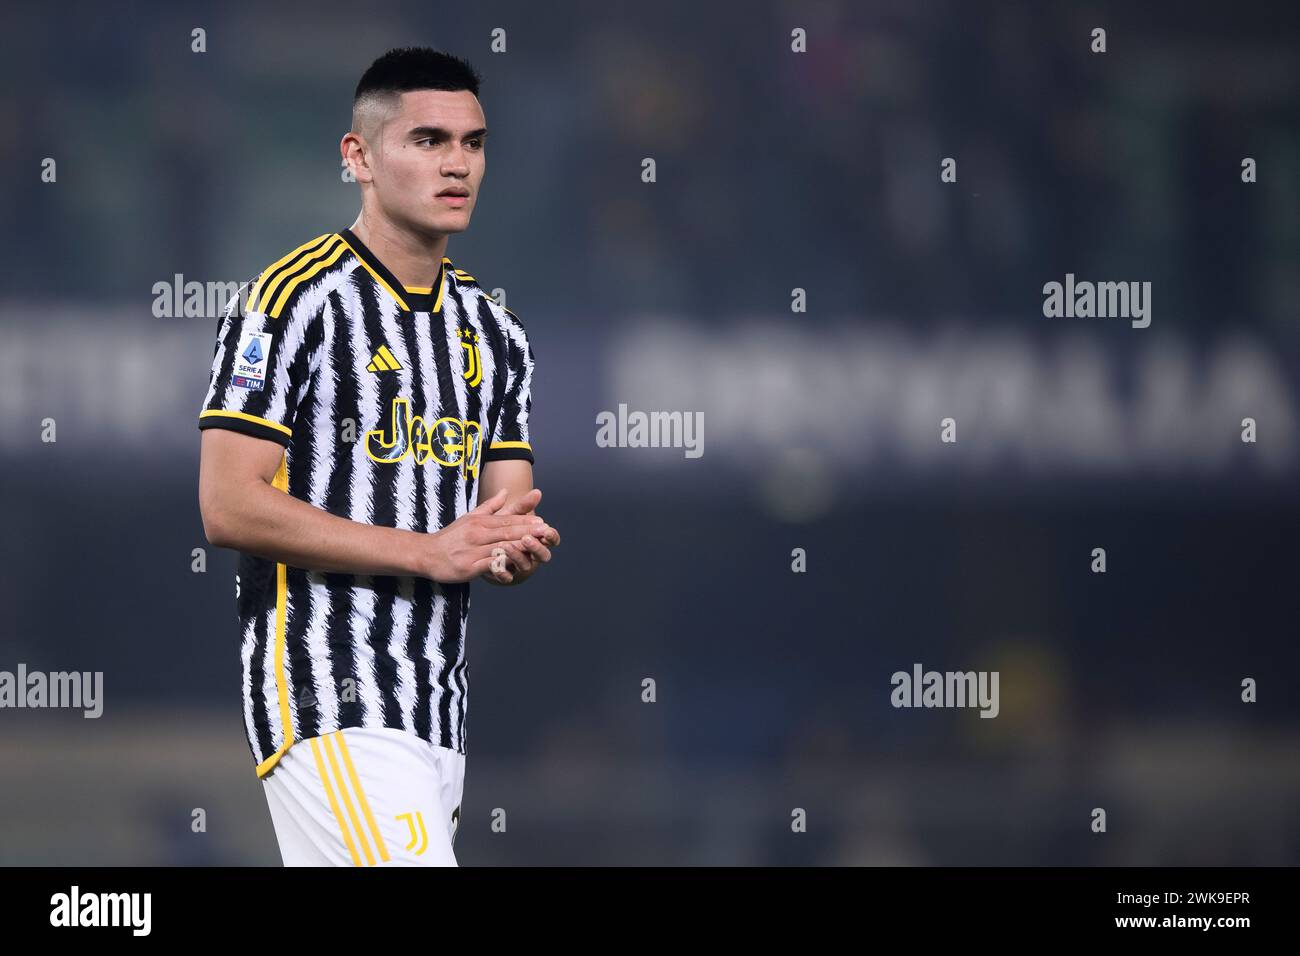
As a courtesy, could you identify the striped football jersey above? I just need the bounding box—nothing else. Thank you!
[198,228,534,777]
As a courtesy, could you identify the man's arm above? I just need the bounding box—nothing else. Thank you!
[478,459,537,514]
[199,428,550,584]
[475,459,559,585]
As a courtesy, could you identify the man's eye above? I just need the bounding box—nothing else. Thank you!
[466,139,483,150]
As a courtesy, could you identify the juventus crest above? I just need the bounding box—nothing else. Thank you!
[458,327,483,387]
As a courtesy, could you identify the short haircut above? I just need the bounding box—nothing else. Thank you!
[354,47,482,123]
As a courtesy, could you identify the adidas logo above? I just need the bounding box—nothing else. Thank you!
[366,344,404,373]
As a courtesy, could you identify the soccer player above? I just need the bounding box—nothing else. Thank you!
[196,48,560,866]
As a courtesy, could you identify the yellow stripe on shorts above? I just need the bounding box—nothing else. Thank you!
[310,736,362,867]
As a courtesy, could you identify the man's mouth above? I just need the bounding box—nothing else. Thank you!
[437,187,470,206]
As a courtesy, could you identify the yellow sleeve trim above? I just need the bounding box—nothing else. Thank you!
[488,440,532,449]
[200,408,293,437]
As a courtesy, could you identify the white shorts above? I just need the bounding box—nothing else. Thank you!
[261,726,466,867]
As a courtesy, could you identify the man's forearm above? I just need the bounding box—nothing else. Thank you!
[207,475,426,577]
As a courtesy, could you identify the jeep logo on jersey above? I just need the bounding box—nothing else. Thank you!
[365,395,483,477]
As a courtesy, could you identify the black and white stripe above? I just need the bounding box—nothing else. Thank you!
[198,230,535,776]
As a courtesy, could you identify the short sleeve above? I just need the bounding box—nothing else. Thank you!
[197,283,318,447]
[483,313,534,464]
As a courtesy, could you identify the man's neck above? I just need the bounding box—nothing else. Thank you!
[349,213,449,289]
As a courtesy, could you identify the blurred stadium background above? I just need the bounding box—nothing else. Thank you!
[0,0,1297,864]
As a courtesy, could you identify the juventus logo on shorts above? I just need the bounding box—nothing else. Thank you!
[397,811,429,856]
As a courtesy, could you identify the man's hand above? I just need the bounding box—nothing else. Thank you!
[421,489,554,583]
[480,488,561,585]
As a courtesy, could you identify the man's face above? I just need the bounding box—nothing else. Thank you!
[368,89,486,237]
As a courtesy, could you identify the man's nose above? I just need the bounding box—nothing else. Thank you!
[442,144,471,174]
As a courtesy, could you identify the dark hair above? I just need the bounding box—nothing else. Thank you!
[354,47,481,104]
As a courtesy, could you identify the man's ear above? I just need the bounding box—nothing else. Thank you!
[342,133,374,184]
